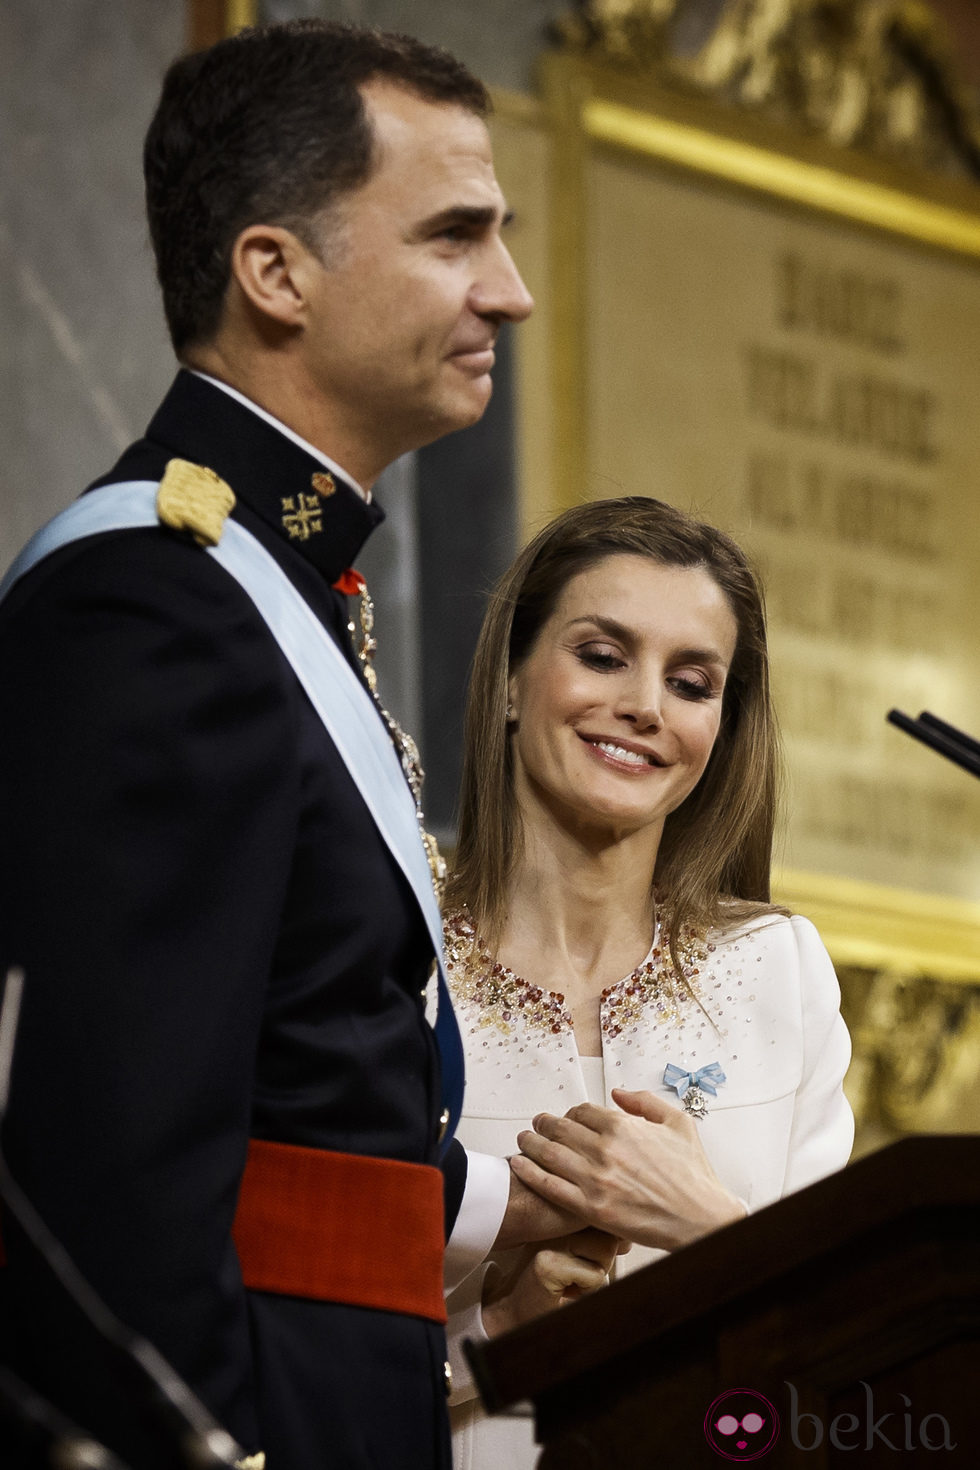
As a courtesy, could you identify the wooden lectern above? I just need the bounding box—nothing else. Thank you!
[467,1136,980,1466]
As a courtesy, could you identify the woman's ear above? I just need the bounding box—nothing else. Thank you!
[229,224,313,329]
[506,674,518,723]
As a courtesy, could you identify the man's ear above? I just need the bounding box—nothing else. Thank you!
[229,224,316,328]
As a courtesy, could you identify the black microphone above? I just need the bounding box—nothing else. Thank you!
[886,708,980,779]
[0,968,246,1470]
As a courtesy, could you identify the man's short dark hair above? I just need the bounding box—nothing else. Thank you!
[144,20,490,354]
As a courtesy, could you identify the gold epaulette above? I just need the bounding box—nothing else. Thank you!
[156,458,236,547]
[235,1455,265,1470]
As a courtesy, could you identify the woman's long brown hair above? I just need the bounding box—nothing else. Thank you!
[445,496,784,955]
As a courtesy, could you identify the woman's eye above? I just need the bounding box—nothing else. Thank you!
[670,675,713,700]
[577,646,624,671]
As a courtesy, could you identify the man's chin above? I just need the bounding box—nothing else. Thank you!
[427,380,495,438]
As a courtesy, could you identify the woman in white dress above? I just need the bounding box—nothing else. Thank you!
[443,496,853,1469]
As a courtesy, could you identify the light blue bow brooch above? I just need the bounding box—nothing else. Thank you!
[663,1061,727,1120]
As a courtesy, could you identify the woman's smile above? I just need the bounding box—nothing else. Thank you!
[578,734,666,772]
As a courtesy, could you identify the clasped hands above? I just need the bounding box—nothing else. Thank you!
[485,1088,744,1336]
[481,1226,628,1339]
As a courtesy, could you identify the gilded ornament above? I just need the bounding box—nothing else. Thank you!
[557,0,980,175]
[156,459,235,547]
[311,471,336,497]
[840,964,980,1149]
[346,573,446,903]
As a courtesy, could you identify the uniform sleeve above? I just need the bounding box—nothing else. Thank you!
[441,1137,469,1238]
[0,531,300,1451]
[782,915,855,1196]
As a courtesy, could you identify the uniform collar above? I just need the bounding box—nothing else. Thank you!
[189,371,371,502]
[144,370,384,583]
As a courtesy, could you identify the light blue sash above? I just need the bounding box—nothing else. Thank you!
[0,481,464,1150]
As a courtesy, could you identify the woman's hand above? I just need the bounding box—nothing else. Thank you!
[481,1227,624,1338]
[510,1087,745,1252]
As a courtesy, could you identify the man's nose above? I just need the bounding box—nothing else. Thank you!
[474,238,534,322]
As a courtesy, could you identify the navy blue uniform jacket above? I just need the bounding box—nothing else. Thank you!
[0,372,464,1468]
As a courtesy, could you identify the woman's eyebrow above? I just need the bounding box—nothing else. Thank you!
[565,614,631,640]
[565,616,729,666]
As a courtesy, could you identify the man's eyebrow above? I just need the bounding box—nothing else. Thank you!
[414,203,514,235]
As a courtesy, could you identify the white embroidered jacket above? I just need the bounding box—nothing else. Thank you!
[444,907,854,1456]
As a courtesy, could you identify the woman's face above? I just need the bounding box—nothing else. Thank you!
[507,554,738,843]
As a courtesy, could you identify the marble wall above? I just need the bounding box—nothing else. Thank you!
[260,0,572,94]
[0,1,182,569]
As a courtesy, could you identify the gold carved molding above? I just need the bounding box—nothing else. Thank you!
[186,0,256,52]
[773,871,980,1149]
[775,870,980,1146]
[580,96,980,255]
[226,0,256,30]
[839,964,980,1150]
[773,869,980,982]
[558,0,980,177]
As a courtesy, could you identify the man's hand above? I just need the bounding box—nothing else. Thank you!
[482,1228,625,1338]
[509,1087,745,1252]
[492,1164,584,1251]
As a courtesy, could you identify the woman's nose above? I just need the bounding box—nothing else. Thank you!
[615,673,663,731]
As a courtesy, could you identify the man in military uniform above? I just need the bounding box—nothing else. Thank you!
[0,21,535,1469]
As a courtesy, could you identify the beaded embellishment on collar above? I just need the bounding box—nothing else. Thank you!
[601,921,710,1041]
[444,912,573,1037]
[443,908,711,1044]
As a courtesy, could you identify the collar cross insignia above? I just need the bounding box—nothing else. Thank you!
[281,493,323,541]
